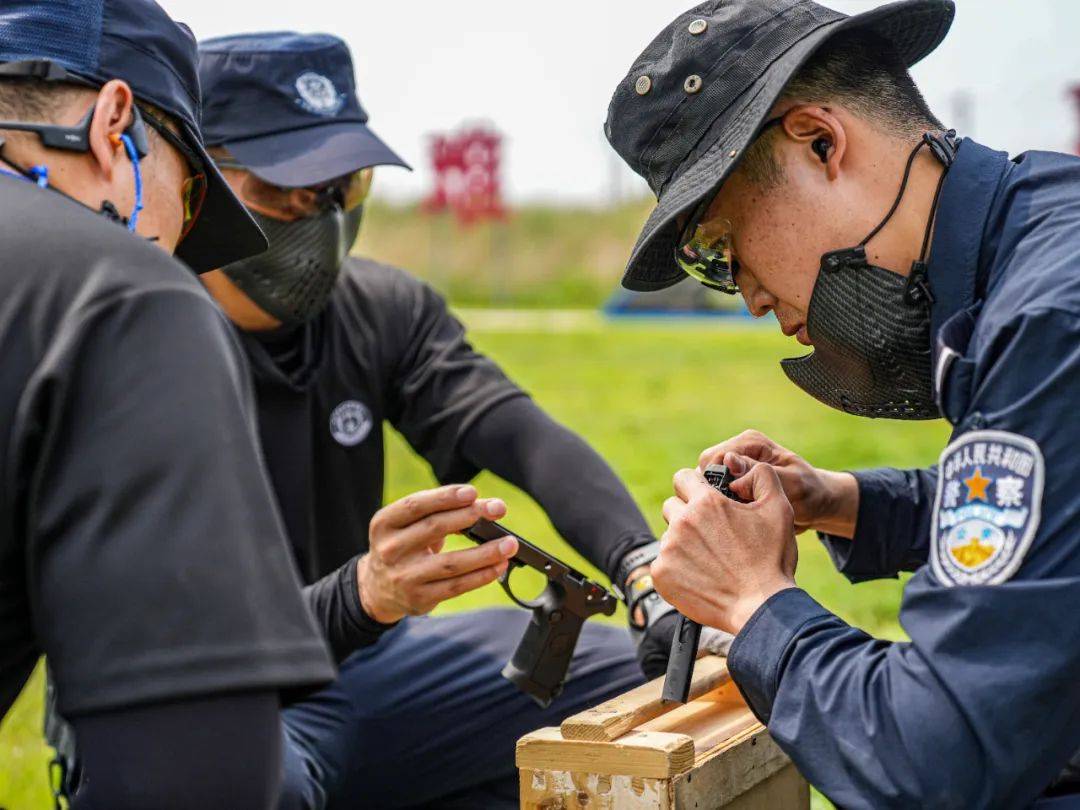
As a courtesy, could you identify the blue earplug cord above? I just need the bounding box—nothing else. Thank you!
[119,133,143,232]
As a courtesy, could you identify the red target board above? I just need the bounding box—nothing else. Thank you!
[421,124,506,225]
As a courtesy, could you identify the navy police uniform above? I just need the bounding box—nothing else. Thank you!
[727,139,1080,807]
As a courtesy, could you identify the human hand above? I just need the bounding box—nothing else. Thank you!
[698,429,858,538]
[357,485,518,624]
[653,463,797,635]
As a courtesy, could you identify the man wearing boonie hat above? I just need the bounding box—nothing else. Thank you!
[607,0,1080,805]
[193,32,706,807]
[0,1,362,807]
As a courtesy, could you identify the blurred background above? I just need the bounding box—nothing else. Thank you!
[3,1,1079,807]
[191,0,1080,311]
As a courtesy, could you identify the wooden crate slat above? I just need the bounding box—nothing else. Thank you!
[517,726,696,779]
[560,656,731,742]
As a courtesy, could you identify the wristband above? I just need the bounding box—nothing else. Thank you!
[624,573,679,632]
[612,540,661,597]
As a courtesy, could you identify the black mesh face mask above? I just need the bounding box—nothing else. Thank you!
[221,203,363,327]
[780,131,957,420]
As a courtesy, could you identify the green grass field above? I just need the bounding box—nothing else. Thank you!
[357,200,661,309]
[0,316,949,809]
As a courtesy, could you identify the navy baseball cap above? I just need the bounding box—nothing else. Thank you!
[607,0,954,291]
[199,33,410,188]
[198,32,408,189]
[0,0,268,273]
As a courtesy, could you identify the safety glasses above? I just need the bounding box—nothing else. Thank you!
[214,160,374,219]
[311,167,373,213]
[674,194,740,295]
[137,107,207,242]
[673,115,791,294]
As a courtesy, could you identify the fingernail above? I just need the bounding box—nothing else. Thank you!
[499,537,517,555]
[725,453,745,473]
[485,499,505,516]
[455,485,477,502]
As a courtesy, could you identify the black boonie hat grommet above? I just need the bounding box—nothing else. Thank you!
[605,0,955,292]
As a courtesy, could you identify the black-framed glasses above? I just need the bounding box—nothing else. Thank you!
[672,115,787,294]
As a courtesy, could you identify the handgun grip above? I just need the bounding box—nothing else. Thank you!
[661,614,701,703]
[661,464,739,703]
[502,585,583,709]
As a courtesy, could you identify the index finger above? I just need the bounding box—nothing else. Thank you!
[379,485,478,529]
[672,467,714,502]
[697,429,780,471]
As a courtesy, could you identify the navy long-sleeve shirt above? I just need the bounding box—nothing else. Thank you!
[727,139,1080,808]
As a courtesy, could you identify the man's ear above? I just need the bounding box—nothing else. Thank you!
[87,79,136,182]
[779,105,846,182]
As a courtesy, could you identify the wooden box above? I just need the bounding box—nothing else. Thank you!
[516,656,808,809]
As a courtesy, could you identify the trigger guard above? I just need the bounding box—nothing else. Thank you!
[498,568,546,610]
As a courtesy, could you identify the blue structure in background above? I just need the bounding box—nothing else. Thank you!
[603,278,752,319]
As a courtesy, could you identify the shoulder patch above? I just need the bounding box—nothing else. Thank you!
[931,430,1044,586]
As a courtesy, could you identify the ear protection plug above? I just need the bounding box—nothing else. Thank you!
[812,137,830,164]
[108,133,123,148]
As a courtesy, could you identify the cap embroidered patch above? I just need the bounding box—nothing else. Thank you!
[931,430,1044,586]
[329,400,373,446]
[295,72,345,117]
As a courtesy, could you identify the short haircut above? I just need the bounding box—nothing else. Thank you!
[0,77,82,123]
[738,31,943,187]
[0,77,178,148]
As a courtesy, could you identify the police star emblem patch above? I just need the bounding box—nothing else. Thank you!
[931,430,1044,586]
[295,72,345,117]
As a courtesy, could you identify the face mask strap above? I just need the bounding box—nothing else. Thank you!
[905,130,958,305]
[915,132,956,264]
[858,130,958,253]
[857,138,927,248]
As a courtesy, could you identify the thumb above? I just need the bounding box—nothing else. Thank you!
[722,451,752,476]
[729,460,783,502]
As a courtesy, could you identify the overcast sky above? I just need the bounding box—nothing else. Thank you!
[162,0,1080,204]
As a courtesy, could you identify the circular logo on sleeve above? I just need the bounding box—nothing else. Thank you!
[329,400,373,446]
[295,72,345,117]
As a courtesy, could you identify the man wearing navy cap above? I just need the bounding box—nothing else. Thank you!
[194,32,703,807]
[606,0,1080,805]
[0,2,397,808]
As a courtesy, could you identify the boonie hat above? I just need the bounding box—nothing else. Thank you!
[606,0,955,291]
[0,0,269,272]
[199,32,410,188]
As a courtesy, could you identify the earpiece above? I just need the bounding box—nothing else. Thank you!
[811,137,830,164]
[124,105,149,159]
[108,133,123,149]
